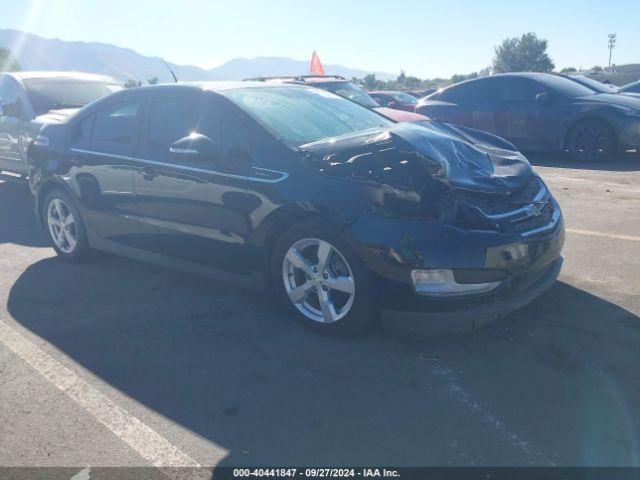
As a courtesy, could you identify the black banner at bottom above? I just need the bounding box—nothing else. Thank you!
[0,467,640,480]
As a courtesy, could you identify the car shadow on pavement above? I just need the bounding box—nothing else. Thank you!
[7,255,640,467]
[0,180,49,248]
[527,151,640,172]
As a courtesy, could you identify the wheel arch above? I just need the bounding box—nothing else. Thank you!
[35,178,74,228]
[561,115,618,151]
[251,203,355,288]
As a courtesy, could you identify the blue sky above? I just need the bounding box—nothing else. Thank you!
[1,0,638,78]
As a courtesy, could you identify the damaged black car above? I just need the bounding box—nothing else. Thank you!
[28,82,564,335]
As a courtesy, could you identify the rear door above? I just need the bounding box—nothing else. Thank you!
[495,78,551,150]
[131,91,257,273]
[67,95,142,245]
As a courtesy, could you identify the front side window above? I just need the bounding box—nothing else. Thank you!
[23,79,122,114]
[536,75,595,97]
[226,86,392,146]
[147,97,203,148]
[92,99,141,144]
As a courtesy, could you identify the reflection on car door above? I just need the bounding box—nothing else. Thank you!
[131,92,259,273]
[67,97,141,245]
[495,78,550,150]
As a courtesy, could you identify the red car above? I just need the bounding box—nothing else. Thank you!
[368,90,419,112]
[244,75,428,122]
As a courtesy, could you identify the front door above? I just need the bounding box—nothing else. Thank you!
[131,92,257,273]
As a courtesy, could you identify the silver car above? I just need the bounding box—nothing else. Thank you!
[0,71,121,178]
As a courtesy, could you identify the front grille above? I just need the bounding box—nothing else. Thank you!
[455,177,560,237]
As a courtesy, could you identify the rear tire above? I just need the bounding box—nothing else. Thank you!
[565,119,615,162]
[42,188,90,262]
[271,220,376,335]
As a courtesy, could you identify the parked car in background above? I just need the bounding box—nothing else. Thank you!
[367,90,418,112]
[244,75,428,122]
[28,82,563,335]
[563,75,620,94]
[0,71,121,178]
[416,72,640,162]
[620,80,640,95]
[408,88,436,99]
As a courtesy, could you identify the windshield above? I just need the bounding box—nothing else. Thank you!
[227,86,392,146]
[392,92,418,105]
[314,82,380,108]
[24,79,123,114]
[536,75,596,97]
[571,76,619,93]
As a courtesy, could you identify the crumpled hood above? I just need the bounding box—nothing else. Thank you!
[301,122,532,195]
[373,106,429,123]
[33,108,80,125]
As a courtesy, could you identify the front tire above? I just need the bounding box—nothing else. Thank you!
[565,119,615,162]
[43,188,90,261]
[271,220,376,335]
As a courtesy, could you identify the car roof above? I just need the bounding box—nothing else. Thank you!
[115,81,312,95]
[438,72,563,92]
[3,71,119,83]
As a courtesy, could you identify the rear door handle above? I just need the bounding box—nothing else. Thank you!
[138,165,157,180]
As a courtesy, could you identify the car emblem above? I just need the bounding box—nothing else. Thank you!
[526,202,547,217]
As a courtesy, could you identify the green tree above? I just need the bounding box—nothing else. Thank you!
[559,67,577,73]
[591,65,603,72]
[492,32,554,73]
[124,79,142,89]
[362,74,378,90]
[147,77,159,85]
[0,48,20,72]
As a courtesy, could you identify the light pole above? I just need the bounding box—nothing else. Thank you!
[608,33,616,69]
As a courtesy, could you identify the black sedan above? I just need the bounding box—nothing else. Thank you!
[416,73,640,161]
[28,83,564,335]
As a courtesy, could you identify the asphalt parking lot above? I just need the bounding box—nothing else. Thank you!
[0,153,639,469]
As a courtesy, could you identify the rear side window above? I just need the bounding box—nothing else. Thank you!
[92,100,141,144]
[500,79,546,102]
[147,96,203,148]
[440,79,502,102]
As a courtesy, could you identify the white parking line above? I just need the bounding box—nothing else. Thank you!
[0,319,223,473]
[566,228,640,243]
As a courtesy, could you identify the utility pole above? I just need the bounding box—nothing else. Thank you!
[608,33,616,69]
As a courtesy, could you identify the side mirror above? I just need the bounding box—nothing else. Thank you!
[388,101,400,109]
[169,133,222,162]
[535,92,552,105]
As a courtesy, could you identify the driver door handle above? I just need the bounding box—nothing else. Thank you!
[138,165,158,180]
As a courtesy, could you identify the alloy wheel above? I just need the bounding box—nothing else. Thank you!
[569,122,611,161]
[282,238,356,323]
[47,198,78,254]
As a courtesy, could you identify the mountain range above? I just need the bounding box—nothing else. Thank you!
[0,29,395,83]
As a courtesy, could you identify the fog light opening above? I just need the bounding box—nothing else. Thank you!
[410,269,502,297]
